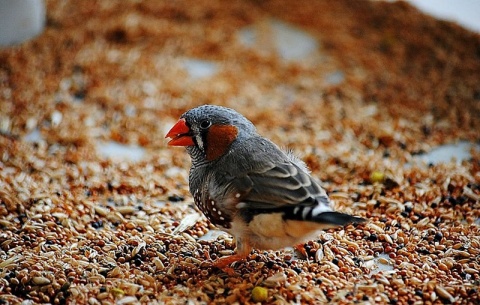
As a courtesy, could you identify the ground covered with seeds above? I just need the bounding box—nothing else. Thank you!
[1,0,479,304]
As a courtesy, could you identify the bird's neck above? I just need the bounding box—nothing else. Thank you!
[186,146,210,167]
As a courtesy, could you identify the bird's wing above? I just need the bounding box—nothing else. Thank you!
[222,162,366,226]
[221,161,331,209]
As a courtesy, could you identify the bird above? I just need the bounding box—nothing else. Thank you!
[165,105,365,270]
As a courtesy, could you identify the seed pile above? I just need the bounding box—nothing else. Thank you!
[1,0,479,304]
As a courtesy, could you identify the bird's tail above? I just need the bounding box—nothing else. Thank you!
[285,205,366,227]
[310,211,366,226]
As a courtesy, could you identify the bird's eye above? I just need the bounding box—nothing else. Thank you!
[200,120,211,129]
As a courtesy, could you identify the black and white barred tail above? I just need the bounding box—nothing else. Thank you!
[286,204,366,226]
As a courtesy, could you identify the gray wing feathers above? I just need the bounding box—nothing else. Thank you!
[209,136,330,210]
[232,163,331,209]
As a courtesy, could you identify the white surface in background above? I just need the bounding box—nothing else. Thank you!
[371,253,395,274]
[0,0,46,46]
[23,128,43,142]
[417,141,479,165]
[270,19,319,60]
[23,131,147,162]
[325,71,345,85]
[238,19,319,61]
[182,59,219,79]
[407,0,480,33]
[96,141,145,162]
[9,1,479,168]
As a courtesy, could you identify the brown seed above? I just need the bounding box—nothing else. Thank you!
[465,268,478,275]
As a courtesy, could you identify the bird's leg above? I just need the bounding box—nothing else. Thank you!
[294,243,310,265]
[213,237,251,274]
[295,243,308,258]
[213,254,248,269]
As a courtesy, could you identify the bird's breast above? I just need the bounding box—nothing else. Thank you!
[193,188,232,229]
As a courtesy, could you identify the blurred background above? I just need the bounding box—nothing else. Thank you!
[0,1,479,303]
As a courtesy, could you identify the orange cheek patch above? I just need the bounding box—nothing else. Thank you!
[206,125,238,161]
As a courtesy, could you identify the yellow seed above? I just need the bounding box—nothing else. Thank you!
[251,286,268,302]
[370,171,385,183]
[111,288,124,297]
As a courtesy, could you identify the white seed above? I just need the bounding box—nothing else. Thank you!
[329,192,349,199]
[182,232,196,243]
[0,255,23,268]
[435,286,454,303]
[315,249,324,262]
[357,283,378,291]
[264,272,287,287]
[463,186,480,201]
[116,206,135,215]
[94,206,109,217]
[323,245,335,260]
[116,296,138,305]
[88,297,101,305]
[363,260,375,269]
[153,258,165,271]
[32,277,51,285]
[409,277,422,285]
[132,241,146,257]
[51,110,63,127]
[381,234,393,244]
[218,250,234,255]
[375,275,390,286]
[325,261,339,272]
[377,257,390,265]
[318,277,333,286]
[367,223,385,234]
[172,213,201,234]
[97,292,109,300]
[416,217,430,228]
[361,255,375,261]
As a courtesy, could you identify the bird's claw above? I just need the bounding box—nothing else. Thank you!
[211,254,246,275]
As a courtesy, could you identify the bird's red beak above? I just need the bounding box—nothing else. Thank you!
[165,118,195,146]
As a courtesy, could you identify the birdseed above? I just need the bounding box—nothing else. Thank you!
[1,0,479,304]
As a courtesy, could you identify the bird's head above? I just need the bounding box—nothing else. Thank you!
[165,105,256,163]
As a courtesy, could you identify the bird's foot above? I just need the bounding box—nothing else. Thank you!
[294,244,310,264]
[295,244,308,258]
[212,254,246,275]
